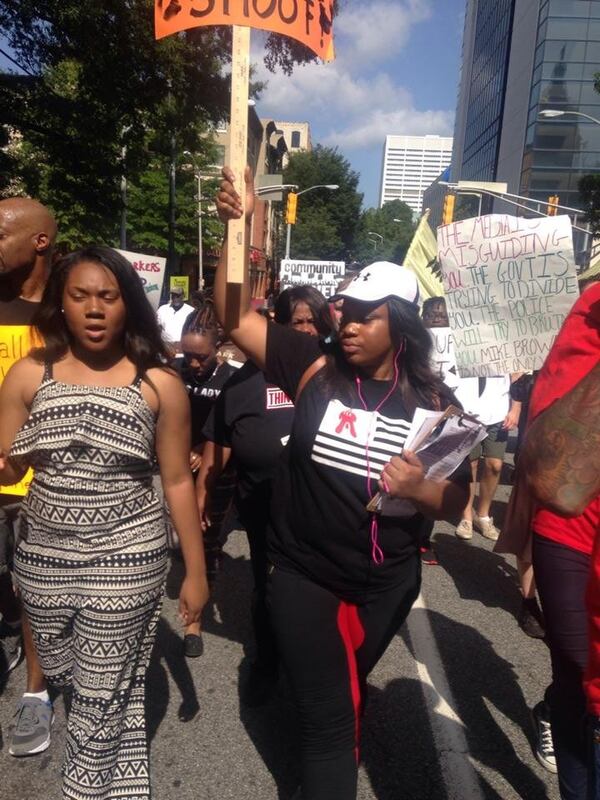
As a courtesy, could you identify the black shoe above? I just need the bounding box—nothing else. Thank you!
[518,598,546,639]
[183,633,204,658]
[240,662,277,707]
[419,546,439,566]
[531,701,557,773]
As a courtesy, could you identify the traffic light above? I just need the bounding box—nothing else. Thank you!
[547,195,560,216]
[442,193,455,225]
[286,192,298,225]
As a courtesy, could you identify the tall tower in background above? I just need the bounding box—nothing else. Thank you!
[379,134,453,215]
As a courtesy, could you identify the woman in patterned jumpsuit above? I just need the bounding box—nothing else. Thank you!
[0,246,208,800]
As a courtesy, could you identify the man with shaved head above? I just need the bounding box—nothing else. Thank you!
[0,196,57,756]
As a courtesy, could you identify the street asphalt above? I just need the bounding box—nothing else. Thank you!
[1,454,561,800]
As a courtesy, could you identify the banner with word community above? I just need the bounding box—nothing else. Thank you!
[117,249,167,310]
[155,0,335,61]
[437,214,579,377]
[0,325,40,496]
[280,258,345,299]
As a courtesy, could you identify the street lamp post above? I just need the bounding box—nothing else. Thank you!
[119,125,133,250]
[538,108,600,261]
[539,108,600,126]
[183,151,204,290]
[367,231,383,252]
[120,146,127,250]
[284,184,339,259]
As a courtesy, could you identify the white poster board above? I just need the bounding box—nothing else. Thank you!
[437,214,579,377]
[280,259,345,299]
[428,327,459,389]
[117,249,167,310]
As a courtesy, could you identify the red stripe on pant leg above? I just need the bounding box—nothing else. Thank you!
[337,602,365,763]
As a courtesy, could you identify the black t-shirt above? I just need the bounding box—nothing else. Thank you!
[265,323,470,602]
[203,361,295,500]
[0,297,39,325]
[175,360,237,447]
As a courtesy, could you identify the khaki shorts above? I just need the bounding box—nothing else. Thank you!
[470,421,508,462]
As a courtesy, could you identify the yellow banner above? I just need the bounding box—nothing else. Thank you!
[0,325,37,497]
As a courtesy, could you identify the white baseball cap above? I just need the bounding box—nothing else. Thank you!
[332,261,420,306]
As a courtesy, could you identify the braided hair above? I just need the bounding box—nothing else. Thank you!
[181,301,223,347]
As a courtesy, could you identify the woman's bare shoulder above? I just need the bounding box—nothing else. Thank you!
[3,356,45,384]
[141,366,185,412]
[1,357,45,403]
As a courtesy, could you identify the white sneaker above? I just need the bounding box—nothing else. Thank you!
[473,512,500,541]
[455,519,473,540]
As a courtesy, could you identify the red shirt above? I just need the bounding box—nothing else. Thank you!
[530,282,600,556]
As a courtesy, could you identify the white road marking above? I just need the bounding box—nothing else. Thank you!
[407,592,485,800]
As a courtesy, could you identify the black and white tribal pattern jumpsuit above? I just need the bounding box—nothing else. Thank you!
[12,363,168,800]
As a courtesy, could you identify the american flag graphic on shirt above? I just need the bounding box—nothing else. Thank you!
[311,399,411,479]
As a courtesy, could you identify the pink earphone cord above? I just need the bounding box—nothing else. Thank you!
[355,343,403,565]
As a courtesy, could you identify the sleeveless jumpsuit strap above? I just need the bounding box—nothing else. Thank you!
[43,362,53,380]
[132,370,144,388]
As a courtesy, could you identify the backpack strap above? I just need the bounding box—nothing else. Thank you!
[295,356,327,403]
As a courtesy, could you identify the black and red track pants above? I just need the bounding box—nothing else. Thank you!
[268,558,420,800]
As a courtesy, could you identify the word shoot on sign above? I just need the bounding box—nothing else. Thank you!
[437,214,579,378]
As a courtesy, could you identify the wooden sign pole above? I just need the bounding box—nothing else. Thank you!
[227,25,251,285]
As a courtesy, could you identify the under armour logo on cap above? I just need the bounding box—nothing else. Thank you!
[332,261,420,307]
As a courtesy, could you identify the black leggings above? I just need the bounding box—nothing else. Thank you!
[533,533,591,800]
[267,559,420,800]
[237,489,277,671]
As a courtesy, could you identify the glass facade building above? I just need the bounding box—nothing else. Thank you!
[461,0,515,181]
[521,0,600,209]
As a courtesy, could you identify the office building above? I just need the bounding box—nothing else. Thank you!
[379,134,453,215]
[452,0,600,212]
[273,121,312,166]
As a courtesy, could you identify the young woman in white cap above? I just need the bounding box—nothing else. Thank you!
[215,168,470,800]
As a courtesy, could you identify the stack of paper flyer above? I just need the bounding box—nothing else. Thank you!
[367,405,488,517]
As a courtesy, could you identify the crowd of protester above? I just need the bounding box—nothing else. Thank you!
[0,169,598,800]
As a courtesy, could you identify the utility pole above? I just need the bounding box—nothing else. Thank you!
[120,143,127,250]
[167,134,177,281]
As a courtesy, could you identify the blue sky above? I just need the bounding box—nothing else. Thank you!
[253,0,465,208]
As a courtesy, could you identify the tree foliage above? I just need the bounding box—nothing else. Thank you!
[0,0,327,250]
[282,145,363,261]
[353,200,416,267]
[126,161,223,256]
[579,173,600,236]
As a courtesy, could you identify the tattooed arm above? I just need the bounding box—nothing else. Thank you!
[520,360,600,516]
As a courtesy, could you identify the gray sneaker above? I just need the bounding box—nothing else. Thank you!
[0,620,23,674]
[9,696,54,756]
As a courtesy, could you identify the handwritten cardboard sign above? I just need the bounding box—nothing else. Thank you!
[155,0,335,61]
[280,258,345,299]
[0,325,39,496]
[428,327,459,389]
[117,249,167,310]
[437,214,579,377]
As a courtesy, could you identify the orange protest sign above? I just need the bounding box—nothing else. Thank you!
[0,325,40,497]
[155,0,335,61]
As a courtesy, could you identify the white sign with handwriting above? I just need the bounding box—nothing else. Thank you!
[437,214,579,377]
